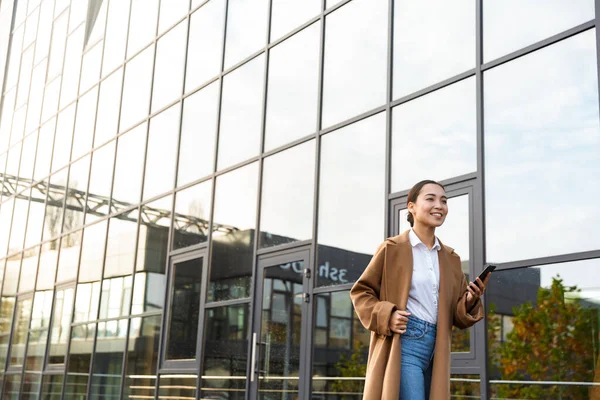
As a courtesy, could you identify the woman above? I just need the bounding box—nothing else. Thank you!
[350,180,490,399]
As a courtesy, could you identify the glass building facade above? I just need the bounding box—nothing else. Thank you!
[0,0,599,398]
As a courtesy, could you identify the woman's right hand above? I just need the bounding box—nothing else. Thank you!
[389,310,411,334]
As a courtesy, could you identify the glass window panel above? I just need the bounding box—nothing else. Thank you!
[166,257,203,360]
[18,247,39,293]
[113,124,146,207]
[25,291,52,371]
[86,142,116,222]
[34,118,55,181]
[391,78,476,192]
[60,26,85,109]
[393,0,474,99]
[485,30,600,263]
[79,220,108,284]
[127,0,159,59]
[64,323,95,398]
[317,113,385,287]
[5,26,23,90]
[123,315,160,399]
[200,304,249,397]
[158,0,189,34]
[0,199,14,257]
[72,87,98,160]
[487,259,600,397]
[185,0,226,92]
[159,375,197,399]
[94,69,123,146]
[54,0,70,18]
[26,61,47,134]
[36,240,59,290]
[152,20,188,112]
[41,77,61,123]
[42,168,68,241]
[86,0,107,47]
[64,155,91,231]
[3,253,21,296]
[217,54,264,170]
[209,163,258,302]
[0,89,16,152]
[40,374,63,399]
[73,282,101,323]
[223,0,268,69]
[47,287,75,365]
[98,276,133,319]
[51,103,76,173]
[102,0,131,77]
[260,140,315,248]
[9,106,26,146]
[120,46,154,132]
[484,0,595,62]
[90,319,127,398]
[142,104,180,201]
[5,142,22,181]
[270,0,320,42]
[104,215,139,279]
[19,132,37,181]
[34,0,53,64]
[47,12,68,79]
[13,0,27,24]
[79,43,103,94]
[265,23,319,151]
[322,0,387,128]
[2,374,21,399]
[56,230,82,283]
[9,196,28,253]
[131,195,172,314]
[0,295,16,335]
[177,82,218,187]
[70,0,89,33]
[24,8,40,47]
[10,297,33,366]
[16,45,34,108]
[173,180,212,250]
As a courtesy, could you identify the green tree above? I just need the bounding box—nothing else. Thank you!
[331,342,367,397]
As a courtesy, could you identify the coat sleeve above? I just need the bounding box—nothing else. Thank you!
[350,241,397,336]
[453,271,484,329]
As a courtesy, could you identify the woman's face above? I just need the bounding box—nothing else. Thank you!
[408,183,448,229]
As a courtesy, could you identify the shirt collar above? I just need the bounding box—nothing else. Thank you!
[409,228,441,251]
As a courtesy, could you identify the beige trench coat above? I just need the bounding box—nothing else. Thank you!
[350,230,484,400]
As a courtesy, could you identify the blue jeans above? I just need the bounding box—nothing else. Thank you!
[399,315,437,400]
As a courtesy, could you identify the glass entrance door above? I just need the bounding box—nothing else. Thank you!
[250,248,311,400]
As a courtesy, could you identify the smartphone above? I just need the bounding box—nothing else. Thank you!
[476,264,496,283]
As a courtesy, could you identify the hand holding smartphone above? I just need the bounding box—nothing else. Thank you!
[475,264,496,287]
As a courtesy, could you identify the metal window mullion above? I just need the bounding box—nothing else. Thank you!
[0,0,19,133]
[595,0,600,130]
[384,0,393,239]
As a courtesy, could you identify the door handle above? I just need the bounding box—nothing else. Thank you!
[250,332,257,382]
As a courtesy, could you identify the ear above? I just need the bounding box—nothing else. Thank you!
[407,201,415,215]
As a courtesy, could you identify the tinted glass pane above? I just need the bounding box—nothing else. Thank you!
[79,43,102,94]
[19,247,39,293]
[102,0,130,77]
[393,0,474,99]
[113,123,146,207]
[36,240,59,290]
[0,199,14,257]
[173,180,212,250]
[158,0,189,34]
[167,257,203,360]
[177,82,219,187]
[64,155,90,231]
[35,1,53,64]
[3,254,20,296]
[73,282,101,323]
[317,114,385,287]
[40,374,63,399]
[391,78,476,192]
[60,26,84,108]
[26,290,52,371]
[90,319,127,398]
[123,315,160,399]
[260,141,315,248]
[64,323,95,398]
[10,297,33,366]
[120,47,154,132]
[143,104,180,201]
[484,0,594,62]
[104,215,139,279]
[79,220,108,284]
[56,230,82,283]
[487,260,600,397]
[185,0,226,92]
[322,0,387,128]
[47,287,75,365]
[223,0,269,69]
[9,196,28,252]
[33,118,55,181]
[22,372,42,399]
[47,12,68,79]
[20,132,37,182]
[26,61,47,133]
[71,87,97,160]
[270,0,320,41]
[159,375,197,399]
[209,163,258,301]
[24,194,44,248]
[99,276,133,319]
[94,69,123,147]
[217,54,264,170]
[17,46,34,109]
[152,20,188,112]
[2,374,21,399]
[200,304,249,398]
[265,23,319,151]
[127,0,159,58]
[87,142,115,222]
[485,30,600,263]
[43,169,68,241]
[312,291,370,397]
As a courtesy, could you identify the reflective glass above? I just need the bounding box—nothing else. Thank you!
[127,0,159,59]
[265,23,319,151]
[64,155,91,231]
[47,287,75,365]
[173,180,212,250]
[10,297,33,366]
[486,259,600,397]
[72,86,98,160]
[16,46,34,108]
[0,89,16,151]
[19,131,37,181]
[52,103,76,173]
[90,319,127,398]
[2,374,21,399]
[99,276,133,319]
[484,0,595,62]
[391,78,476,192]
[18,247,39,293]
[177,82,219,186]
[260,140,315,248]
[86,0,107,46]
[485,30,600,263]
[43,169,68,241]
[0,199,14,257]
[95,68,124,147]
[209,163,258,301]
[6,143,22,181]
[159,375,197,399]
[104,214,139,279]
[3,253,21,295]
[102,0,130,77]
[73,281,101,323]
[34,118,55,181]
[317,113,385,287]
[9,196,28,253]
[60,26,84,108]
[26,60,47,133]
[123,315,160,399]
[0,295,15,368]
[34,0,53,64]
[223,0,269,69]
[322,0,387,128]
[143,104,180,201]
[270,0,320,42]
[393,0,474,99]
[40,374,63,399]
[55,230,82,283]
[22,373,42,398]
[36,240,59,290]
[185,0,226,92]
[79,43,102,94]
[23,8,39,48]
[120,46,154,131]
[158,0,189,34]
[69,0,89,33]
[5,26,23,90]
[26,290,52,371]
[112,125,146,210]
[64,323,95,398]
[79,221,108,284]
[86,142,115,222]
[9,106,26,146]
[217,54,264,170]
[167,257,203,360]
[47,12,68,79]
[312,291,370,396]
[200,304,249,398]
[24,193,45,249]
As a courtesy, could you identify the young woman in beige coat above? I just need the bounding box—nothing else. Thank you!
[351,180,490,399]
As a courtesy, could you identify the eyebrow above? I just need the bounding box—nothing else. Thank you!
[424,193,448,199]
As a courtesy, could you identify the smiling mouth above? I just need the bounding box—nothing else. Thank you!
[431,213,443,217]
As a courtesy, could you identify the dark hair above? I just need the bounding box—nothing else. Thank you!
[406,180,445,227]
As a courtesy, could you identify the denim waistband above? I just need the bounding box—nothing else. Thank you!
[407,314,437,331]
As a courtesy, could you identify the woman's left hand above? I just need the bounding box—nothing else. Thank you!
[466,274,490,308]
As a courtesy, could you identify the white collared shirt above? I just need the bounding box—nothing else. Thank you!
[406,229,441,325]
